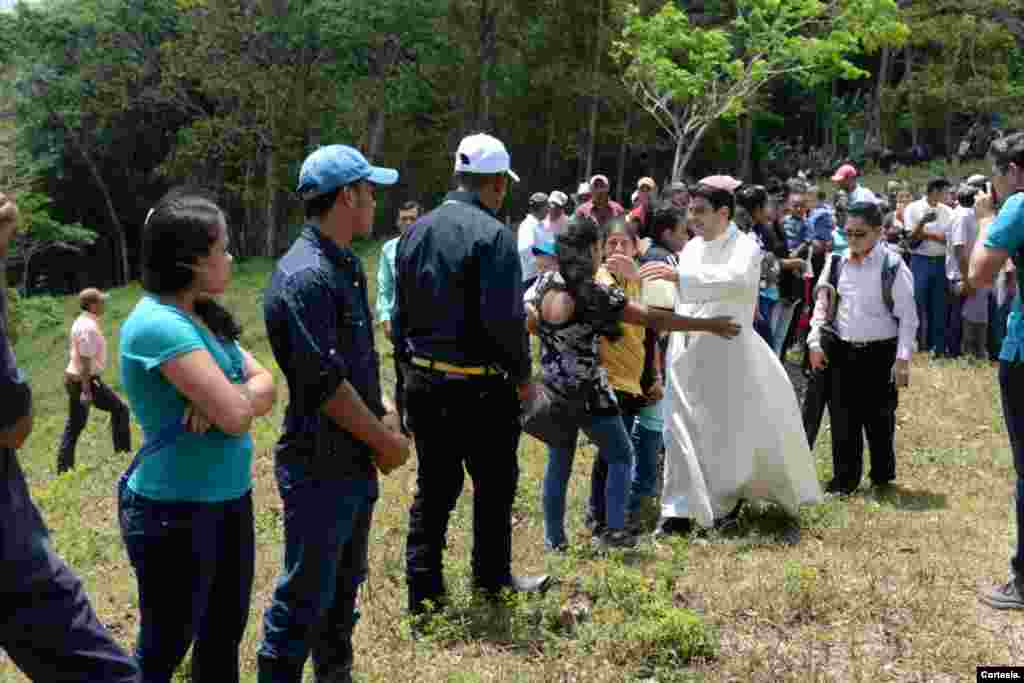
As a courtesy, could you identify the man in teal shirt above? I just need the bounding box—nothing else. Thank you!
[377,201,422,337]
[970,132,1024,610]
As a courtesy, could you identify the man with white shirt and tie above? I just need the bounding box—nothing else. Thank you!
[808,201,919,496]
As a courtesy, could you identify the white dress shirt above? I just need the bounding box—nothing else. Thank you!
[517,215,541,281]
[849,184,879,206]
[946,205,978,281]
[807,243,919,361]
[904,198,954,258]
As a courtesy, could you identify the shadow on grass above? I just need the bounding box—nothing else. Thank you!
[864,484,948,511]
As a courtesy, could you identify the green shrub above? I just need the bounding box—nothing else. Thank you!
[4,285,21,343]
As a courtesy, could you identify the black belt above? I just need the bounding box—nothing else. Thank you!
[838,337,897,350]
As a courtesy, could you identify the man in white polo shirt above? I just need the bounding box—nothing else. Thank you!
[904,178,955,355]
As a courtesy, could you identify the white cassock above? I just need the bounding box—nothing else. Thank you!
[661,224,823,527]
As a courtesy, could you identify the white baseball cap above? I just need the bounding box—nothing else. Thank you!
[454,133,520,182]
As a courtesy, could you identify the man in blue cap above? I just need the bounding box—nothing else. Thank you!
[394,133,550,622]
[259,145,411,682]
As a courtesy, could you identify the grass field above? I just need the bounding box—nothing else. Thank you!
[4,184,1024,681]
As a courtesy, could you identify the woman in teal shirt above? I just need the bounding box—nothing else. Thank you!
[118,190,276,683]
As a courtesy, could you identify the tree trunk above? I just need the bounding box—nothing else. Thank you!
[584,0,604,180]
[872,46,892,151]
[264,147,277,258]
[674,123,711,181]
[543,113,556,177]
[905,46,919,148]
[477,0,498,131]
[738,113,754,180]
[615,107,634,203]
[62,122,128,285]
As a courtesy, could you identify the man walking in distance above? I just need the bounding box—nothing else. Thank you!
[394,133,550,620]
[808,201,918,496]
[56,287,132,473]
[0,193,139,682]
[259,146,411,682]
[970,132,1024,609]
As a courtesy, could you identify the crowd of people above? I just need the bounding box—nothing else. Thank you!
[3,130,1024,682]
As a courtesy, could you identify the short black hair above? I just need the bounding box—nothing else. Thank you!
[735,185,768,214]
[990,132,1024,172]
[641,202,683,242]
[400,200,422,213]
[304,188,342,219]
[454,171,502,192]
[957,184,977,208]
[847,201,883,227]
[691,183,735,219]
[926,178,952,195]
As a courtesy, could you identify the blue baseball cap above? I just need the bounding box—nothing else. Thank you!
[296,145,399,200]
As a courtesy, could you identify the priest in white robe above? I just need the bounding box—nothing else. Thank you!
[640,176,823,534]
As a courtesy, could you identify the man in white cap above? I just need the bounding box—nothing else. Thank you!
[576,173,624,227]
[832,164,879,206]
[641,176,822,537]
[393,133,550,622]
[539,190,569,242]
[575,181,592,208]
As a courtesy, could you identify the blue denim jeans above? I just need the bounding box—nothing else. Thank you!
[545,412,634,548]
[259,457,377,679]
[755,295,777,348]
[119,489,254,683]
[2,448,139,683]
[999,362,1024,578]
[911,254,947,354]
[588,407,663,523]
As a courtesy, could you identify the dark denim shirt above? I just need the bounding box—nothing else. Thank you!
[264,225,384,479]
[393,191,531,384]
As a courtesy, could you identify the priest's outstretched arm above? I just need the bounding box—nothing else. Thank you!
[676,236,762,303]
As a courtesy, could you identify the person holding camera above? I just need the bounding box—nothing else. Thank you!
[807,201,918,496]
[905,179,954,356]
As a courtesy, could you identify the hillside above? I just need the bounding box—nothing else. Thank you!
[1,239,1022,682]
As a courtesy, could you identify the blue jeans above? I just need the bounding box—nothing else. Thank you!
[259,457,377,679]
[545,412,634,548]
[911,254,947,354]
[119,489,254,683]
[588,408,662,524]
[999,362,1024,578]
[2,449,139,683]
[945,283,963,358]
[755,295,777,348]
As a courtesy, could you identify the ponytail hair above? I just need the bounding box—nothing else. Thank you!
[142,187,242,341]
[554,215,623,341]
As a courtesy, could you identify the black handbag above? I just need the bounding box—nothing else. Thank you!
[520,383,583,451]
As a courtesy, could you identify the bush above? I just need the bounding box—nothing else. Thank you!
[4,286,21,343]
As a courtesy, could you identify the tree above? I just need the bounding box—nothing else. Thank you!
[616,0,909,180]
[9,191,97,293]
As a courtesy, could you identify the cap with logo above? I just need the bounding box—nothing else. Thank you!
[549,191,569,208]
[590,174,610,188]
[297,145,398,201]
[454,133,520,182]
[831,164,858,183]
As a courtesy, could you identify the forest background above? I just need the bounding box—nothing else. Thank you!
[1,0,1024,293]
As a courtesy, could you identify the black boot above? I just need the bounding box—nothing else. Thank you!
[257,654,305,683]
[312,595,358,683]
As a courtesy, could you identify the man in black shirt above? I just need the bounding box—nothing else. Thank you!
[0,193,139,682]
[394,133,550,618]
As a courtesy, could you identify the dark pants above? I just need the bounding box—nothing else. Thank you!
[258,458,377,681]
[944,283,964,359]
[1,448,139,682]
[911,254,947,354]
[999,362,1024,578]
[828,338,899,492]
[802,367,831,450]
[588,392,649,525]
[403,366,521,612]
[119,488,254,683]
[58,376,131,473]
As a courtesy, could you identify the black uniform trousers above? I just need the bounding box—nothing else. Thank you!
[403,365,521,613]
[827,337,899,492]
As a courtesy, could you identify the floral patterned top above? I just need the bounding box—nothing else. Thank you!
[529,271,628,415]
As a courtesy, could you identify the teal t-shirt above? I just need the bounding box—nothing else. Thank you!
[985,193,1024,362]
[119,295,254,502]
[832,227,849,258]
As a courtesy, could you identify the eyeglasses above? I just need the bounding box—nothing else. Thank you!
[846,230,872,239]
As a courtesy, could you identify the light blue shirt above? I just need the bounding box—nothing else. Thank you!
[984,192,1024,361]
[376,237,399,322]
[832,227,849,258]
[120,295,253,502]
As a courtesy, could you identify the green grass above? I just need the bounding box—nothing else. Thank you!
[1,234,1020,682]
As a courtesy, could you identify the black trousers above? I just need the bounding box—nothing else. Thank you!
[403,366,521,612]
[828,338,899,491]
[57,376,131,474]
[1,448,139,682]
